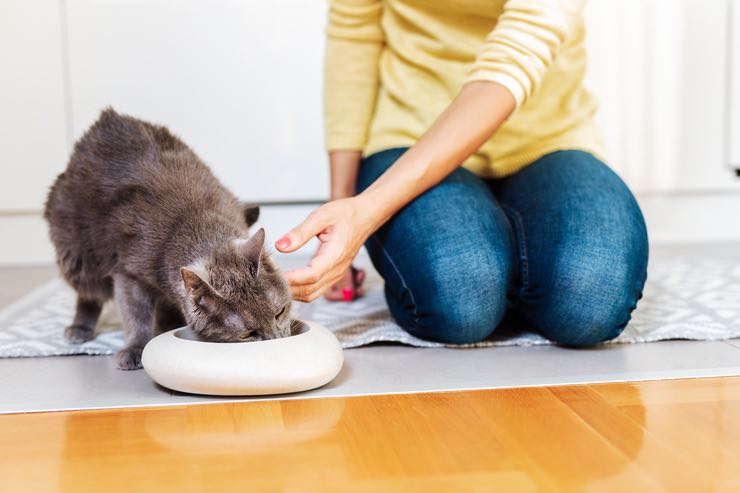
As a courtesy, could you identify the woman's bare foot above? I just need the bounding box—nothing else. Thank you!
[324,266,365,301]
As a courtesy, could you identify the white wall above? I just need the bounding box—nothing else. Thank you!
[1,0,739,266]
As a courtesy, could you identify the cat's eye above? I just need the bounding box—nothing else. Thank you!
[275,305,287,319]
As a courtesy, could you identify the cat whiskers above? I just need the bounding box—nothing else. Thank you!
[289,300,313,324]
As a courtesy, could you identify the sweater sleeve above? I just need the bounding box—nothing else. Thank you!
[465,0,585,109]
[323,0,384,151]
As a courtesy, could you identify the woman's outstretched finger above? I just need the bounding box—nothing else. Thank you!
[275,210,329,254]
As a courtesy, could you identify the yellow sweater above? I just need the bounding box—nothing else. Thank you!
[323,0,603,178]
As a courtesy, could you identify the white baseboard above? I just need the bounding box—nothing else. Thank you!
[638,193,740,245]
[1,195,738,266]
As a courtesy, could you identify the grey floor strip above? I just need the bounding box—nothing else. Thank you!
[1,339,739,414]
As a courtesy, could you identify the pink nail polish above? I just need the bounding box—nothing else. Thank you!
[342,288,354,302]
[276,237,290,249]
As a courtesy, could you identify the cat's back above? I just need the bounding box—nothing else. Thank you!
[43,108,163,291]
[58,108,188,189]
[46,108,157,211]
[45,108,225,220]
[44,109,243,281]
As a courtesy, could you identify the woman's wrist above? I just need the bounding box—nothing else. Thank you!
[328,150,362,200]
[347,194,383,241]
[353,149,430,230]
[353,182,404,234]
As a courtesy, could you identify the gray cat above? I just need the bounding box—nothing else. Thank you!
[44,108,292,370]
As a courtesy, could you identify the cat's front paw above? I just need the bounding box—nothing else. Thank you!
[116,346,143,370]
[64,324,95,344]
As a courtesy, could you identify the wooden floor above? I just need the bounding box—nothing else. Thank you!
[0,377,738,492]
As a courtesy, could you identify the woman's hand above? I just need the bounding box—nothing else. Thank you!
[278,82,515,302]
[275,197,376,302]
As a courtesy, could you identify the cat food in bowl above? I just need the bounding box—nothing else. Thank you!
[141,320,343,396]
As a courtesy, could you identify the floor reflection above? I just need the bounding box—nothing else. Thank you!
[58,398,347,491]
[50,380,740,491]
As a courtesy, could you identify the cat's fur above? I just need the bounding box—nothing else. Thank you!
[44,108,292,370]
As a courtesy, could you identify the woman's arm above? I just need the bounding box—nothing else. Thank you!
[324,0,383,151]
[329,151,362,200]
[323,150,365,301]
[320,0,383,300]
[276,81,515,301]
[279,0,583,301]
[354,81,515,231]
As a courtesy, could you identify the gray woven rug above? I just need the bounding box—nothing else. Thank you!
[1,251,739,358]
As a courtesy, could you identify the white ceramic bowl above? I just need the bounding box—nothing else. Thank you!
[141,320,344,396]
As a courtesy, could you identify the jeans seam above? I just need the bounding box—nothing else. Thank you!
[371,235,421,326]
[500,203,530,297]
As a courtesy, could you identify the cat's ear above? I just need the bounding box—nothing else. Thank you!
[181,266,220,306]
[243,203,260,227]
[240,228,265,277]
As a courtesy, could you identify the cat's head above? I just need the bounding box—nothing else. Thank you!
[180,228,293,342]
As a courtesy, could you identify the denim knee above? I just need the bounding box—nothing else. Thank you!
[390,256,513,345]
[360,147,516,345]
[522,246,648,347]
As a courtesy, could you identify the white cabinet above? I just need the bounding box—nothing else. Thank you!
[65,0,329,203]
[4,0,736,208]
[2,0,740,264]
[729,0,740,170]
[0,0,69,211]
[584,0,740,193]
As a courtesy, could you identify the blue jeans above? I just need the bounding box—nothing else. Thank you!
[357,148,649,347]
